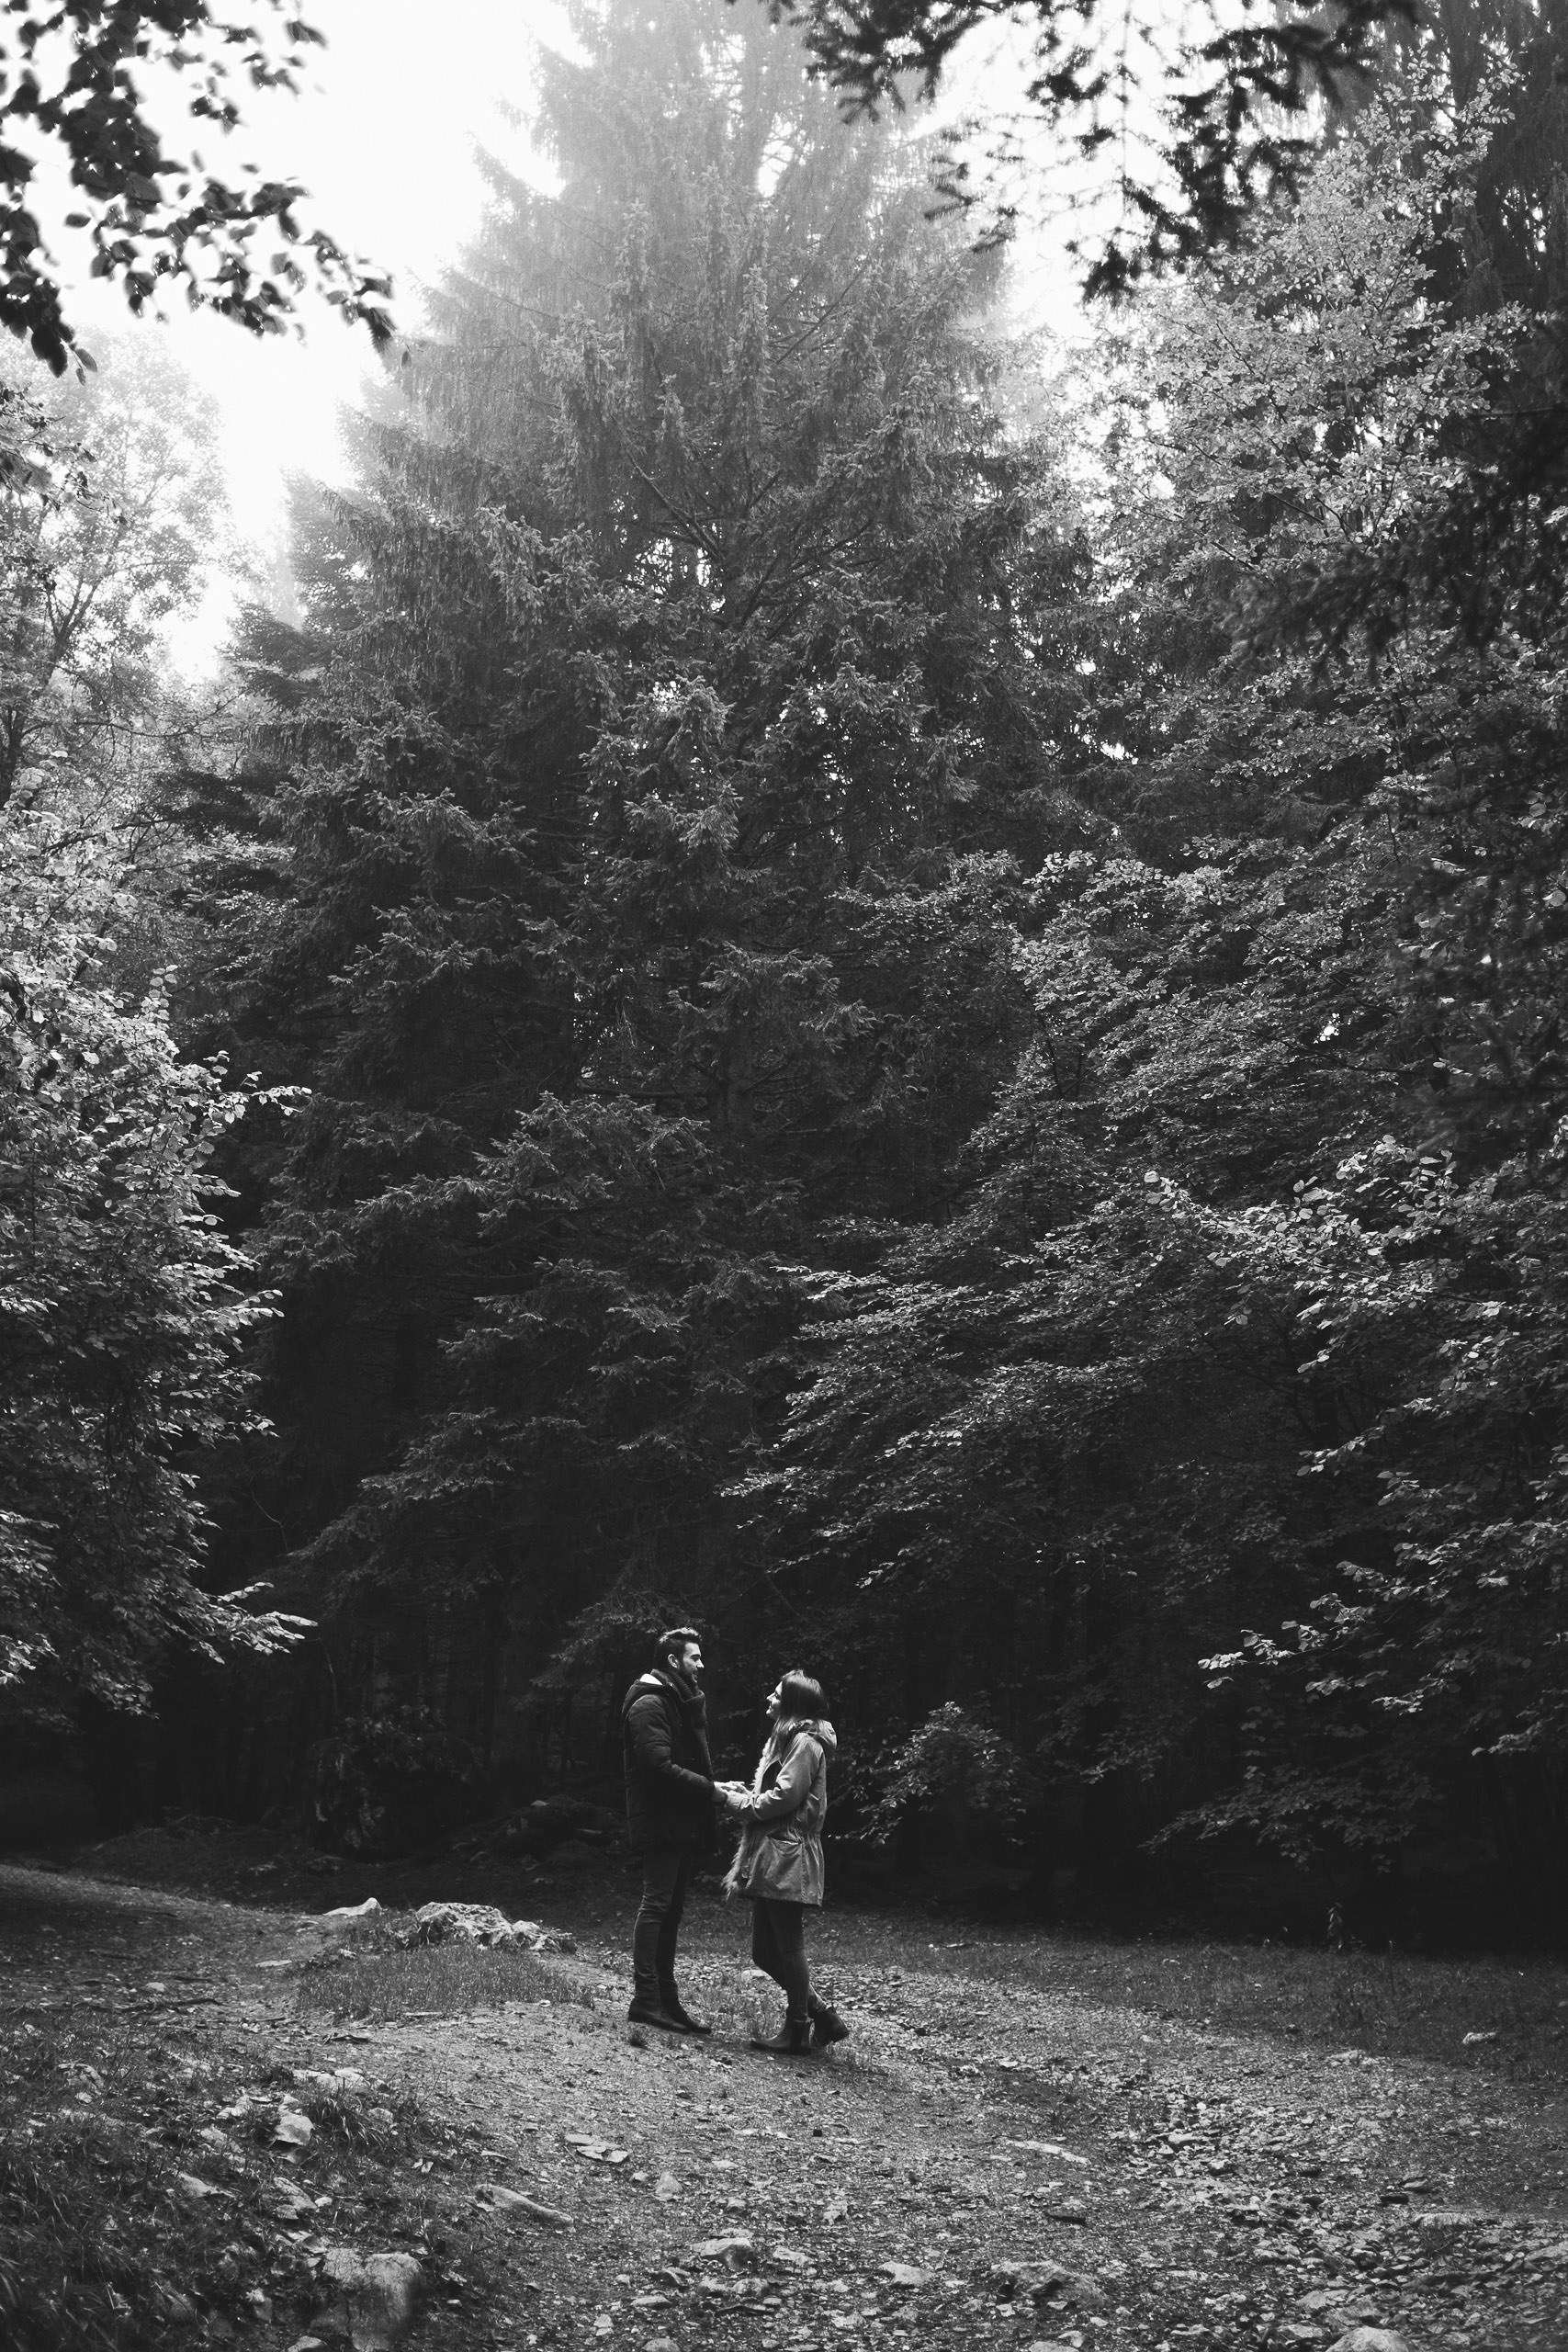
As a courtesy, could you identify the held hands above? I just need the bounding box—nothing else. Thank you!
[714,1779,752,1818]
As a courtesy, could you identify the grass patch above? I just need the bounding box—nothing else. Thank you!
[296,1923,597,2025]
[804,1914,1568,2080]
[0,1990,491,2350]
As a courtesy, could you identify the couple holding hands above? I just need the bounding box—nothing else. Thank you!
[621,1626,849,2057]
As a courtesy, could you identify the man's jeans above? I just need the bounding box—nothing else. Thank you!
[751,1894,810,2024]
[632,1845,696,2009]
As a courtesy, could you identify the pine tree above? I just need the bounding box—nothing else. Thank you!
[205,0,1083,1748]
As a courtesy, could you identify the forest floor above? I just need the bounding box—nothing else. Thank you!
[4,1827,1568,2352]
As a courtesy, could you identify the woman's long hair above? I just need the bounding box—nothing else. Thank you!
[755,1671,828,1783]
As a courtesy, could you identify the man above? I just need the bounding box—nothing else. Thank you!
[622,1625,736,2033]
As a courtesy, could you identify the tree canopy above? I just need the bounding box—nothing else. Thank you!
[0,335,306,1719]
[6,0,1567,1929]
[766,0,1422,288]
[0,3,391,371]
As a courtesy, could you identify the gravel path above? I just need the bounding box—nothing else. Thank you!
[4,1858,1565,2352]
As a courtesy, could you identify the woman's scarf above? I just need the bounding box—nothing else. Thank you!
[722,1715,823,1899]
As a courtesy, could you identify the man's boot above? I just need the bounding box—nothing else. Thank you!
[808,1996,850,2047]
[660,1988,712,2036]
[627,1998,687,2032]
[750,2015,814,2056]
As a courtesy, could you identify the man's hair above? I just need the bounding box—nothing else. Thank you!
[777,1669,827,1721]
[657,1624,702,1666]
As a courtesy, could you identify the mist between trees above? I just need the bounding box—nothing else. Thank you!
[3,0,1567,1944]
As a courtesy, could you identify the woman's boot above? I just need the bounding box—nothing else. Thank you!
[750,2014,814,2056]
[808,1996,850,2047]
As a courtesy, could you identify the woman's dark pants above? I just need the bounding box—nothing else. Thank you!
[751,1894,811,2024]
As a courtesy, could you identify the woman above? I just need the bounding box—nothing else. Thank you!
[724,1669,851,2055]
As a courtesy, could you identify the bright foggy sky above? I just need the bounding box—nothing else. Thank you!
[87,0,572,666]
[68,0,1079,670]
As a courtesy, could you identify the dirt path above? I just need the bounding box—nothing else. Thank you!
[4,1860,1566,2352]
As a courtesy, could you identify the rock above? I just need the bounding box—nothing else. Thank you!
[990,2260,1070,2301]
[990,2260,1107,2315]
[1330,2333,1411,2352]
[507,1917,576,1953]
[312,1897,383,1929]
[275,2098,314,2147]
[653,2171,681,2201]
[320,2250,423,2352]
[643,2339,680,2352]
[1042,2196,1089,2223]
[396,1902,519,1949]
[476,2183,573,2229]
[175,2172,225,2202]
[265,2177,319,2222]
[471,1796,623,1859]
[693,2234,756,2271]
[1008,2139,1090,2165]
[878,2261,928,2287]
[1301,2291,1378,2320]
[294,2066,367,2093]
[1044,2273,1107,2313]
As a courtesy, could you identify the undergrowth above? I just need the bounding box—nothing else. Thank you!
[0,2005,486,2351]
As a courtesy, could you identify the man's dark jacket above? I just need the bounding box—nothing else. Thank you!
[623,1668,716,1854]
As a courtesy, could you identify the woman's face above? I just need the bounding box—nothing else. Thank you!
[766,1680,784,1721]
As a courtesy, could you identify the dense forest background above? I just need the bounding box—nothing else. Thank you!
[5,0,1568,1942]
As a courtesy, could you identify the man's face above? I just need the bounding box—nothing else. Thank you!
[672,1640,705,1681]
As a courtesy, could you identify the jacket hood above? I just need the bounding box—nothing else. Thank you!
[775,1714,837,1758]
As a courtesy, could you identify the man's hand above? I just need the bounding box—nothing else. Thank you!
[715,1781,751,1815]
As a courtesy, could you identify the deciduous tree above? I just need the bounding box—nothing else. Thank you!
[0,3,391,371]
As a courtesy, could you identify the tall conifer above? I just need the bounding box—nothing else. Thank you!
[212,0,1079,1740]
